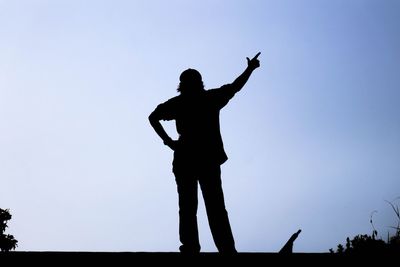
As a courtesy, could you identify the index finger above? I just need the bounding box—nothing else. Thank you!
[252,52,261,60]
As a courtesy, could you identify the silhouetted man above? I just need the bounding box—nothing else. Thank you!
[149,52,261,254]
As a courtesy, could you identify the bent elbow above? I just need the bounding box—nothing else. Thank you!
[148,113,154,123]
[148,112,158,125]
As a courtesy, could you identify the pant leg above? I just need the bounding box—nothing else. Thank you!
[198,165,236,254]
[173,165,201,253]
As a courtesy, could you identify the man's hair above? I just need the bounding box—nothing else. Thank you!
[177,68,205,93]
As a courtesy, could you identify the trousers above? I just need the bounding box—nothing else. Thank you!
[173,162,236,254]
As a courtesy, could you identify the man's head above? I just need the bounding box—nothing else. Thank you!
[177,68,205,94]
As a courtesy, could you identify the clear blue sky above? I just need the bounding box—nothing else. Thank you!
[1,0,399,252]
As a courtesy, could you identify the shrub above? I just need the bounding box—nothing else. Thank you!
[330,198,400,254]
[0,208,18,252]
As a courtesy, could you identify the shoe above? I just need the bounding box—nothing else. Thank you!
[179,244,200,255]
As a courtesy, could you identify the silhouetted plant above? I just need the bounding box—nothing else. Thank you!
[279,229,302,254]
[386,198,400,252]
[330,198,400,254]
[0,208,18,252]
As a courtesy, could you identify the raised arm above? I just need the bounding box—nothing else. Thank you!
[231,52,261,93]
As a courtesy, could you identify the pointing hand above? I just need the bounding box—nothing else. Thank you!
[246,52,261,70]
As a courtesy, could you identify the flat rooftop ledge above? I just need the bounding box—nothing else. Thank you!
[1,251,396,264]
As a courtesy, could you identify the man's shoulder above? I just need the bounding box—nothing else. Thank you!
[206,84,233,93]
[205,84,235,99]
[153,95,181,120]
[162,95,181,105]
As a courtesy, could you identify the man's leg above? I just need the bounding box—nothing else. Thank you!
[199,165,236,254]
[174,166,201,253]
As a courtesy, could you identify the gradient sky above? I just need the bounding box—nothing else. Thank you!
[1,0,399,252]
